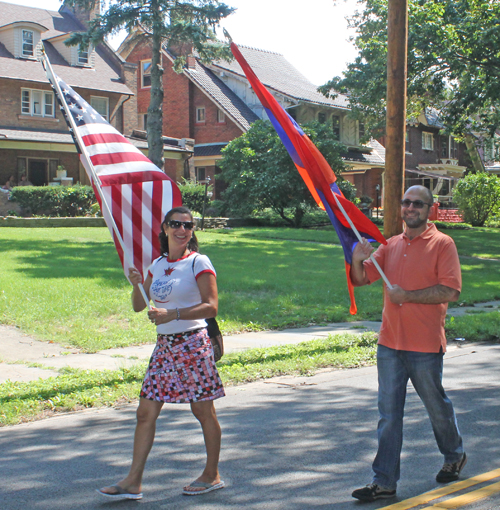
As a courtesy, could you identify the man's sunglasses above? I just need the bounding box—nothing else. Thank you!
[168,220,194,230]
[401,199,432,209]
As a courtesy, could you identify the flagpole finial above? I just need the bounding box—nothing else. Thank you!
[223,28,233,44]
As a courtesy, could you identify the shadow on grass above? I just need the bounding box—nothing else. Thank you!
[218,335,378,367]
[0,366,145,404]
[3,238,124,284]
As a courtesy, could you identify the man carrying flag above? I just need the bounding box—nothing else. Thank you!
[350,185,465,502]
[40,51,182,286]
[228,39,388,314]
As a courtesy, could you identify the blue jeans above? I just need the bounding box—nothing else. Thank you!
[372,345,463,490]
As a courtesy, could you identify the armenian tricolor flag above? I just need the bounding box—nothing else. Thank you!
[230,42,387,314]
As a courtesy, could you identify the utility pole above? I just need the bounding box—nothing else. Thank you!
[384,0,408,237]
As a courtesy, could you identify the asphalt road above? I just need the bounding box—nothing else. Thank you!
[1,342,500,510]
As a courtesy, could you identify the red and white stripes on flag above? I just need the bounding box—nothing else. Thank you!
[41,56,182,281]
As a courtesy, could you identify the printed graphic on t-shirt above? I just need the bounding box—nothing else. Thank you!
[150,274,174,303]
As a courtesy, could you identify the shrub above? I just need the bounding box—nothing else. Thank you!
[336,179,358,203]
[431,220,473,230]
[205,199,227,217]
[9,185,95,217]
[177,179,210,214]
[452,172,500,226]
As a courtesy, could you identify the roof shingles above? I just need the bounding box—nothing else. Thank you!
[211,45,350,109]
[183,59,258,131]
[0,1,132,95]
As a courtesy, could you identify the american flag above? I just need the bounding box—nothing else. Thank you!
[41,55,182,281]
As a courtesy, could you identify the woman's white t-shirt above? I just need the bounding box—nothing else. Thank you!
[147,251,216,335]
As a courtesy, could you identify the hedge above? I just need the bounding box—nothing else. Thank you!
[9,185,96,217]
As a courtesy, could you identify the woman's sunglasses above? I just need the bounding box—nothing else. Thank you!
[168,220,194,230]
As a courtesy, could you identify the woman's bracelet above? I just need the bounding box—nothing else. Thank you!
[176,308,180,321]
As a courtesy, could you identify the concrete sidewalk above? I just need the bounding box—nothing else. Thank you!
[1,300,499,383]
[0,320,382,383]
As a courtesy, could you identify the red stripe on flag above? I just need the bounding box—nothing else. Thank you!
[82,132,129,146]
[110,186,125,269]
[99,171,169,187]
[131,182,144,274]
[90,151,150,167]
[152,181,164,253]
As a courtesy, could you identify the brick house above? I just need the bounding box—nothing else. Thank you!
[118,35,386,199]
[0,0,191,191]
[377,109,469,210]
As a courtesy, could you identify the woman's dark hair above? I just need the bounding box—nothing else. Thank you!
[158,206,199,254]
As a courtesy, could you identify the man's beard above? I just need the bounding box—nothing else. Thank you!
[403,212,428,229]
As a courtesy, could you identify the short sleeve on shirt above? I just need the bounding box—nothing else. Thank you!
[147,256,163,279]
[193,254,216,280]
[436,237,461,291]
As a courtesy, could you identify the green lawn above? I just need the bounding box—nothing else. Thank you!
[1,226,499,352]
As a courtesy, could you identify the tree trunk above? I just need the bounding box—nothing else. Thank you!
[464,134,485,173]
[293,207,304,228]
[384,0,408,238]
[147,0,165,170]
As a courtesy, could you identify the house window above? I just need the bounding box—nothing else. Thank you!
[141,60,152,88]
[22,29,34,57]
[332,115,340,140]
[422,132,434,150]
[78,45,89,66]
[90,96,109,120]
[49,159,59,181]
[195,167,206,182]
[359,122,365,140]
[196,107,205,123]
[21,88,54,117]
[217,109,225,123]
[450,137,458,159]
[318,112,326,124]
[441,137,448,158]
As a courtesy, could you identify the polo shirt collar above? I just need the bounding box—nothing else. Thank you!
[403,222,437,241]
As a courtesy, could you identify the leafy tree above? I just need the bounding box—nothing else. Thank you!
[177,178,209,214]
[64,0,234,169]
[452,172,500,226]
[218,120,348,227]
[319,0,500,139]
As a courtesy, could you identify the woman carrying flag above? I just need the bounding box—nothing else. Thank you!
[98,206,225,500]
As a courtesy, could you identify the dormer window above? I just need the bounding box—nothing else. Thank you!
[78,45,89,66]
[22,29,34,57]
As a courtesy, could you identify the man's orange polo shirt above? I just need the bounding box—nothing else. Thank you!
[363,223,461,353]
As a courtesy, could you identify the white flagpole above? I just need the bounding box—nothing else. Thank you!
[331,191,393,289]
[40,48,152,309]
